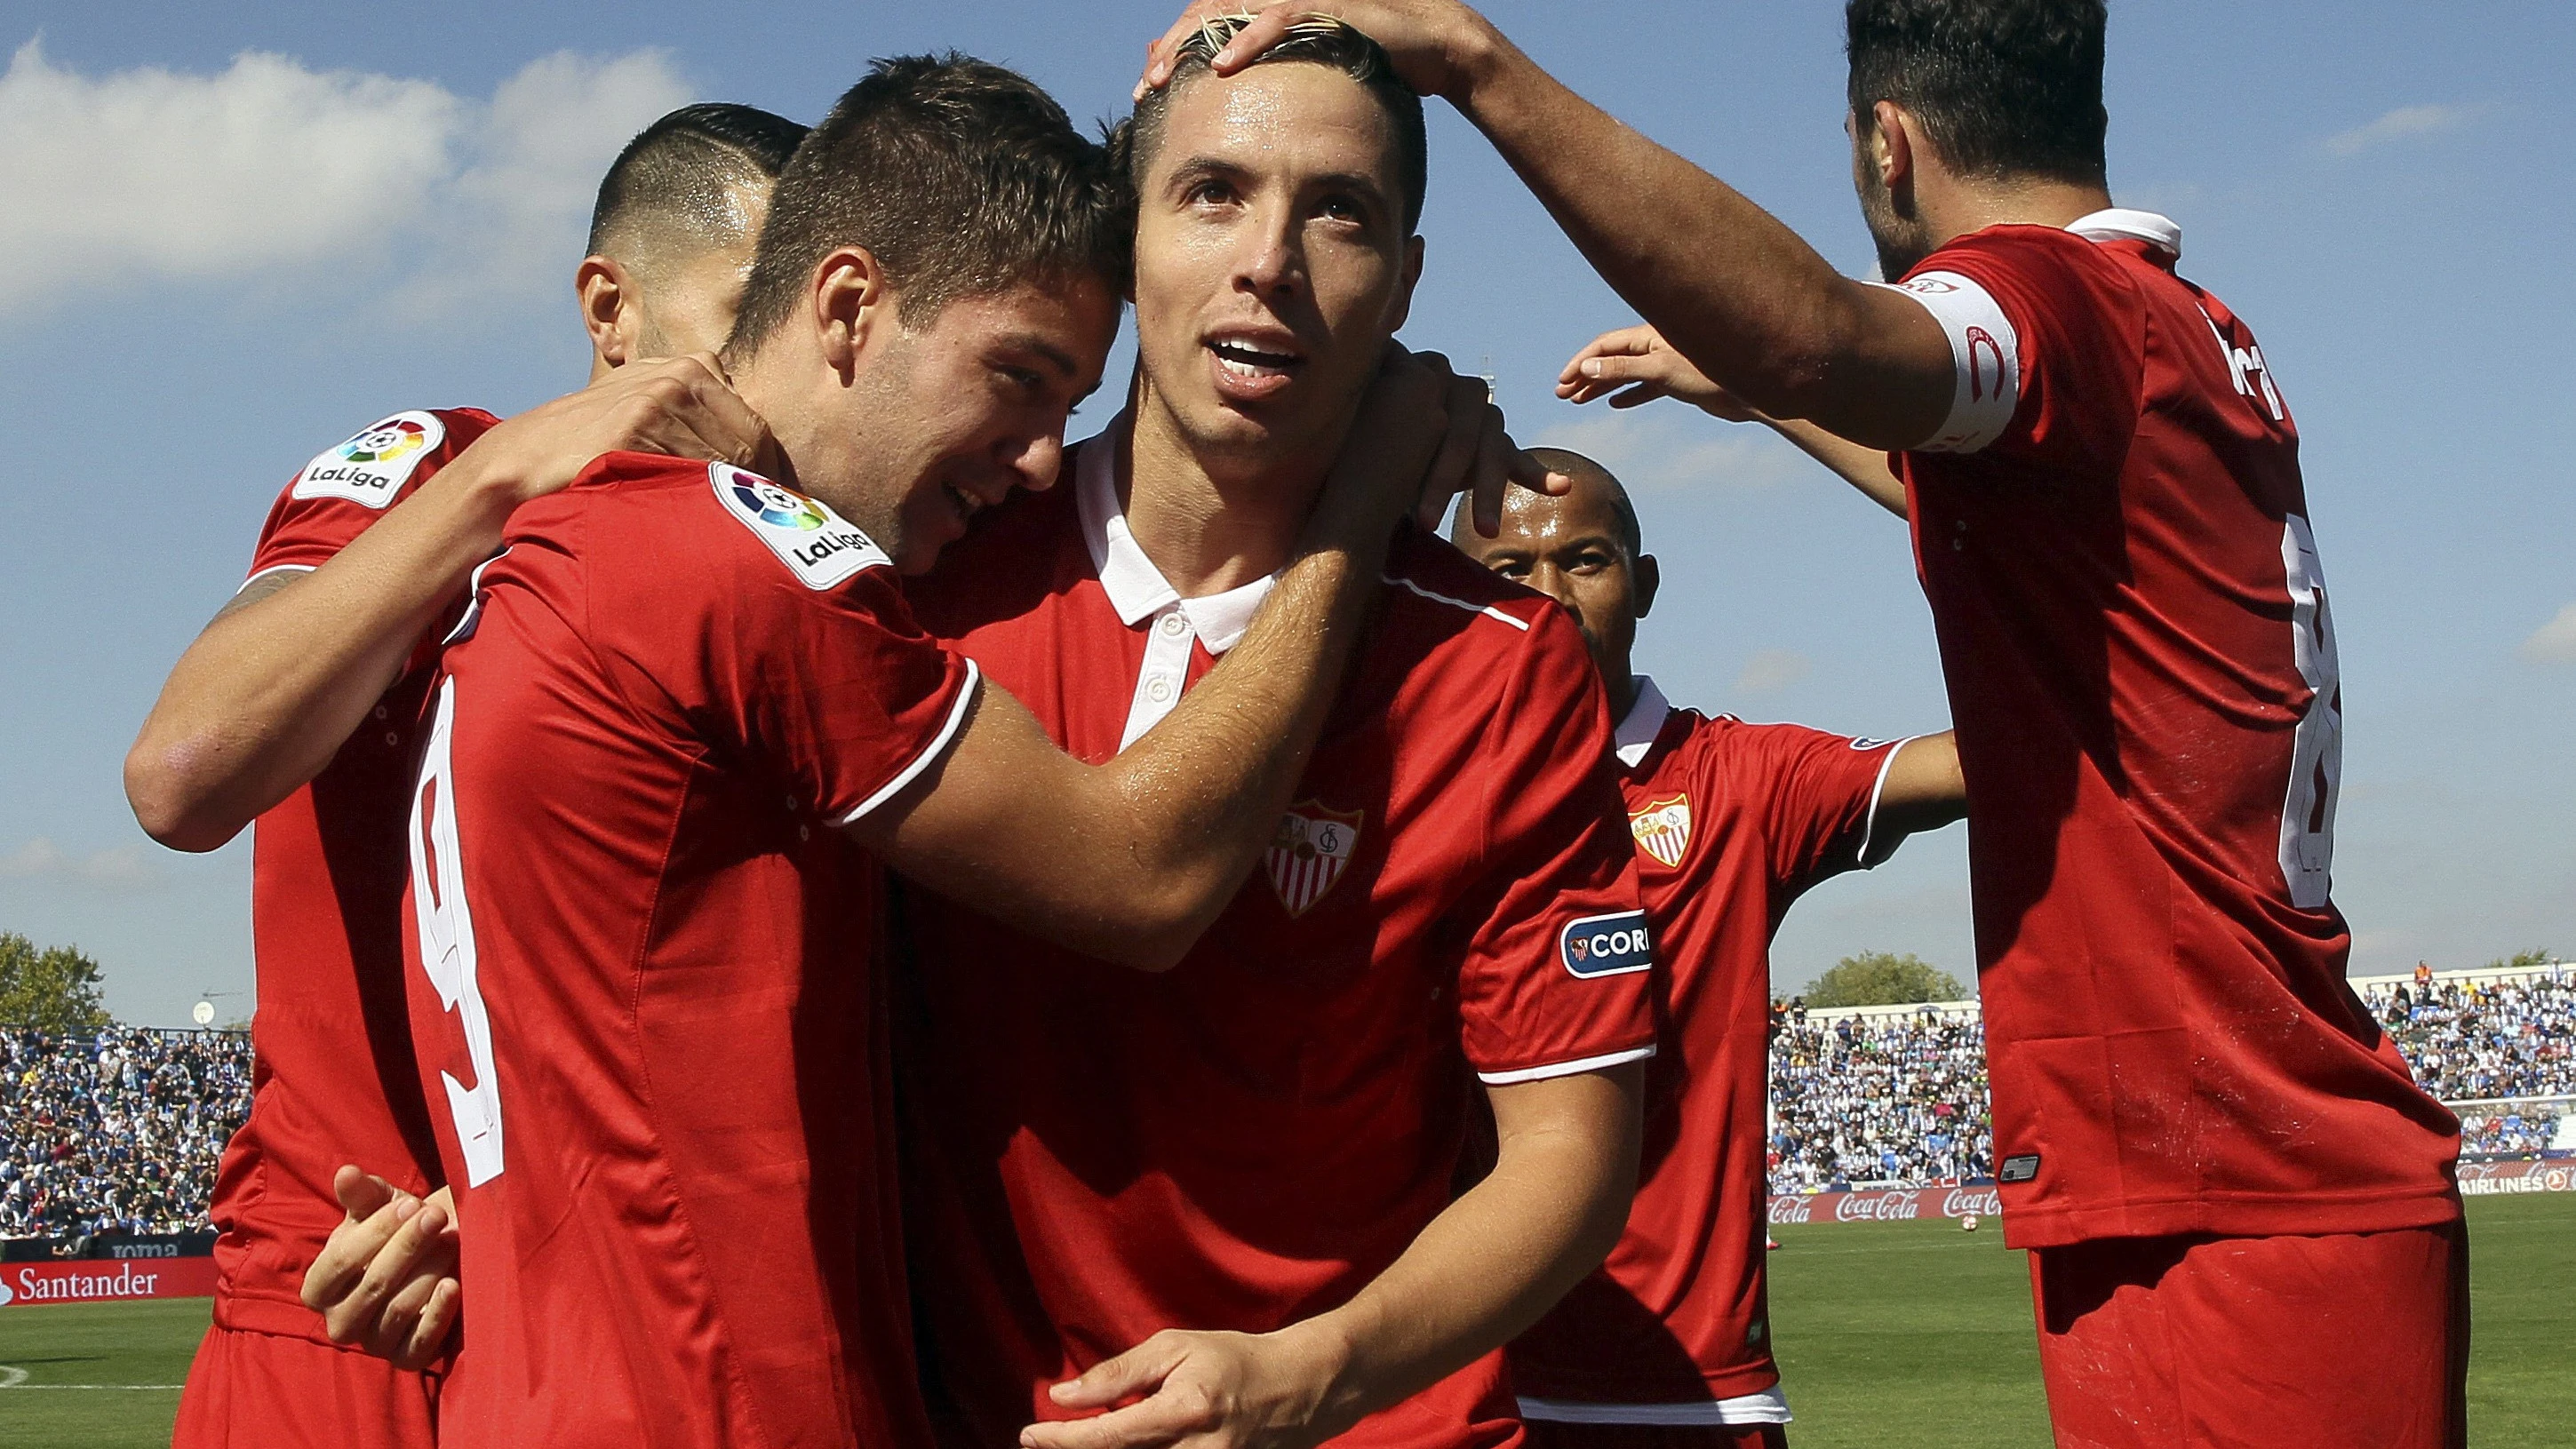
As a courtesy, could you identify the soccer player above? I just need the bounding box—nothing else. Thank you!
[396,56,1471,1449]
[895,24,1653,1449]
[130,102,803,1447]
[1164,2,2470,1443]
[1450,453,1965,1448]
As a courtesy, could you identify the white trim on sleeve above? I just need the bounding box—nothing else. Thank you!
[1475,1042,1655,1087]
[1852,733,1928,869]
[834,660,982,826]
[236,562,317,594]
[1518,1386,1792,1427]
[1874,272,2021,454]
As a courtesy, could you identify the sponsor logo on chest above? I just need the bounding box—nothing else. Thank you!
[1559,910,1654,978]
[1628,793,1692,870]
[1264,802,1363,918]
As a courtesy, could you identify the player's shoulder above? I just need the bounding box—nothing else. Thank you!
[1378,528,1568,648]
[512,457,898,606]
[284,406,501,512]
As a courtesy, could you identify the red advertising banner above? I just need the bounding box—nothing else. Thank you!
[0,1255,218,1307]
[1767,1183,2002,1226]
[2456,1158,2576,1196]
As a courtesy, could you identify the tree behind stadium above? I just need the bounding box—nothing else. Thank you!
[1804,951,1966,1008]
[0,932,114,1031]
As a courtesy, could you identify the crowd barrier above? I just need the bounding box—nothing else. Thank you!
[1771,1157,2574,1226]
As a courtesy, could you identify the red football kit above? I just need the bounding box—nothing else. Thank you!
[177,408,498,1449]
[1889,210,2464,1443]
[895,433,1660,1449]
[402,454,972,1449]
[1510,682,1910,1433]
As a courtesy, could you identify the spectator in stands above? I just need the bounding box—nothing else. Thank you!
[0,1027,251,1239]
[1768,1007,1994,1190]
[2363,968,2574,1103]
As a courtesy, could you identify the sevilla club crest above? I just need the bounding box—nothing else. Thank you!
[1265,802,1364,918]
[1628,794,1693,870]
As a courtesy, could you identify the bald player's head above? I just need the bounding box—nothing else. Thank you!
[1451,448,1659,713]
[578,102,808,375]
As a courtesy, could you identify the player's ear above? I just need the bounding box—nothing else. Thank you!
[578,257,640,372]
[1632,553,1660,619]
[1870,101,1915,195]
[814,246,894,382]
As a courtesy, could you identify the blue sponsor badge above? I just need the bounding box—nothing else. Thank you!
[1559,910,1654,978]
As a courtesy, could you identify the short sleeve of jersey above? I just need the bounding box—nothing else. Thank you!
[587,460,978,826]
[1724,722,1910,899]
[246,408,500,587]
[1891,232,2142,474]
[1454,609,1659,1084]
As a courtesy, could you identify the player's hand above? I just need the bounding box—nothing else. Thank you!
[300,1166,461,1371]
[457,353,778,510]
[1137,0,1498,105]
[1404,348,1567,538]
[1556,324,1763,421]
[1021,1324,1357,1449]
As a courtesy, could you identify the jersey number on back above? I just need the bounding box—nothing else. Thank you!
[411,679,507,1186]
[2279,515,2341,910]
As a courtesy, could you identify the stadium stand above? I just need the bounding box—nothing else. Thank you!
[2358,962,2575,1159]
[1767,1001,1994,1191]
[0,1026,251,1238]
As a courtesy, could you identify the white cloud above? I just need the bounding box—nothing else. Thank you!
[2522,602,2576,665]
[0,40,690,321]
[1532,407,1818,496]
[2326,104,2467,157]
[1734,648,1812,695]
[0,838,165,889]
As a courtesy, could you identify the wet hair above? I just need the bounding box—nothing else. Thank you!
[1455,449,1644,559]
[1846,0,2109,185]
[1112,14,1429,234]
[727,54,1133,352]
[586,103,808,275]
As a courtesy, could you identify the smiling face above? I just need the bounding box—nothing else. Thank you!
[808,276,1118,574]
[1130,62,1422,474]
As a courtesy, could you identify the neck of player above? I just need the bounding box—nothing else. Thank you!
[1926,172,2117,253]
[1119,375,1350,600]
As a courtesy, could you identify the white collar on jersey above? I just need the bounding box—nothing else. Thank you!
[1075,419,1278,655]
[2065,207,2182,258]
[1614,675,1673,768]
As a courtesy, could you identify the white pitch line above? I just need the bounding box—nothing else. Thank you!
[0,1365,22,1388]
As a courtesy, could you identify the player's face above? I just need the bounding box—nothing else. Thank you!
[1848,109,1935,280]
[1131,63,1421,473]
[836,278,1118,574]
[1455,484,1650,690]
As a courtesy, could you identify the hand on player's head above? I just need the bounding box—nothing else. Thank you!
[1399,349,1567,537]
[475,354,778,509]
[301,1165,462,1372]
[1139,0,1488,104]
[1556,324,1759,422]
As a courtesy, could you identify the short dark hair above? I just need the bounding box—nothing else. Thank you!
[1113,15,1428,235]
[1846,0,2109,185]
[728,54,1132,352]
[586,103,808,266]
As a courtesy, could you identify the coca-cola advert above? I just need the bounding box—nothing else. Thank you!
[1770,1183,2004,1226]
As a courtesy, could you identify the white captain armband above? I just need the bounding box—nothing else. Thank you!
[1874,273,2022,454]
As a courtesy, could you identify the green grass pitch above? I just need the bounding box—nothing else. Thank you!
[1,1193,2566,1446]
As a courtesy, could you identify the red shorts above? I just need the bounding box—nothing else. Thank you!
[173,1324,439,1449]
[1522,1421,1787,1449]
[2029,1221,2468,1449]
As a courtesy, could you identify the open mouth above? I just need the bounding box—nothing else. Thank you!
[1208,339,1303,378]
[942,483,983,528]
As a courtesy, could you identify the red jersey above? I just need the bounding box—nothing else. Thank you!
[1888,209,2459,1246]
[1510,685,1906,1423]
[211,407,498,1341]
[896,434,1660,1449]
[402,455,972,1449]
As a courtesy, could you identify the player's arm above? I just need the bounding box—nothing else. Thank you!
[849,354,1458,974]
[1144,1,1959,449]
[1558,323,1910,519]
[1873,730,1966,846]
[124,357,770,851]
[1025,1064,1643,1449]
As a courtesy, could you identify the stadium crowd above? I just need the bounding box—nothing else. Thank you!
[2363,970,2576,1102]
[1766,1005,1995,1190]
[0,1026,251,1238]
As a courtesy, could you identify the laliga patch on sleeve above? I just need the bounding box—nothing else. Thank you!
[291,410,446,508]
[1999,1153,2041,1184]
[710,462,889,590]
[1559,910,1654,978]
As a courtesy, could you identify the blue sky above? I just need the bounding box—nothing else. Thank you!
[2,2,2569,1025]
